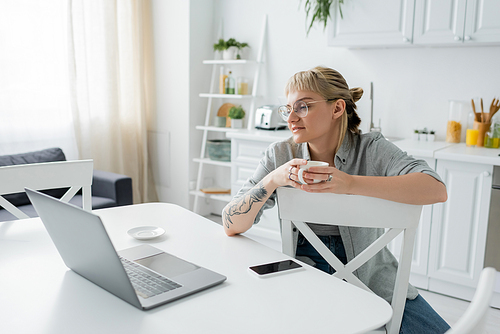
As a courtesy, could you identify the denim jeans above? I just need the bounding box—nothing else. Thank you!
[296,234,451,334]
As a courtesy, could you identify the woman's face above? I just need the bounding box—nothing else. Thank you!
[286,90,339,145]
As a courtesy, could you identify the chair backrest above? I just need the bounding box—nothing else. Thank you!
[0,160,94,219]
[276,187,423,334]
[446,267,496,334]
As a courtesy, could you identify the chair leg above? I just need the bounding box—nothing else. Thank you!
[281,219,295,257]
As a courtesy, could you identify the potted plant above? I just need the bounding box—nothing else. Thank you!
[213,38,249,60]
[428,130,436,142]
[303,0,345,35]
[228,105,245,128]
[413,129,419,141]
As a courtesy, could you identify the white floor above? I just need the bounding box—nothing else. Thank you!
[418,289,500,333]
[205,214,500,332]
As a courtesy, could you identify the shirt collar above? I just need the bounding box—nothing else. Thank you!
[296,131,354,166]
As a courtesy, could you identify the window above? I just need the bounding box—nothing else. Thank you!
[0,0,78,158]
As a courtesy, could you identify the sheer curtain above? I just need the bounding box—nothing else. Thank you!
[67,0,157,203]
[0,0,78,159]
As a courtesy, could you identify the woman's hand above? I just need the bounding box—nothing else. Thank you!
[270,159,309,189]
[291,166,354,194]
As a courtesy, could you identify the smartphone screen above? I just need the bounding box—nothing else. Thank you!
[249,260,302,276]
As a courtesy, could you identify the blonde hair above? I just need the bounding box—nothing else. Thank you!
[285,66,363,152]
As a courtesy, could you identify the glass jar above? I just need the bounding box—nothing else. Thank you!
[485,113,500,148]
[446,101,464,143]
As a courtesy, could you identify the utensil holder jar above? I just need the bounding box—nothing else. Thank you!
[473,121,491,147]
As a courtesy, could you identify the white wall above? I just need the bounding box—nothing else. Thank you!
[150,0,500,212]
[213,0,500,139]
[150,0,192,207]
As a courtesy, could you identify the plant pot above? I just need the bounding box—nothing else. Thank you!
[222,47,238,60]
[235,48,246,60]
[231,119,243,129]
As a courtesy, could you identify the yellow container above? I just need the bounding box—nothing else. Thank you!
[466,129,479,147]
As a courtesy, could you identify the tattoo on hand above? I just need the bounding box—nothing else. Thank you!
[223,183,268,228]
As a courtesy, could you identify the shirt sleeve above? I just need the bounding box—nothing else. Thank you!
[368,134,444,184]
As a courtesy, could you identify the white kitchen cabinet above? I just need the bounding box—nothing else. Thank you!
[227,130,291,251]
[413,0,467,45]
[328,0,415,47]
[328,0,500,47]
[388,156,436,289]
[428,159,493,300]
[413,0,500,45]
[463,0,500,44]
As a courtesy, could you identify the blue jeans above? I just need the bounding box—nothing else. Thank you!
[296,234,451,334]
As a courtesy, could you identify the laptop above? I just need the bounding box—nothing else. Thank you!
[25,188,226,310]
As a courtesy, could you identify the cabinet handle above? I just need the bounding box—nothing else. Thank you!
[464,35,471,41]
[483,171,491,177]
[454,36,462,41]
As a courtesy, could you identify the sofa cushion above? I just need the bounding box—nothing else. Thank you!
[68,195,116,210]
[0,148,67,206]
[0,203,39,222]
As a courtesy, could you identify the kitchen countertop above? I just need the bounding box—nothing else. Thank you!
[226,128,291,142]
[392,139,455,159]
[227,129,500,166]
[434,143,500,165]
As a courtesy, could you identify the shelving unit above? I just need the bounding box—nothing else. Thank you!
[191,16,267,214]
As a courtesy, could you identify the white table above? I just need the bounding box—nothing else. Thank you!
[0,203,392,334]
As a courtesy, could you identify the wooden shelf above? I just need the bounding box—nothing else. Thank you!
[189,190,232,202]
[193,158,231,167]
[193,16,267,214]
[195,125,238,132]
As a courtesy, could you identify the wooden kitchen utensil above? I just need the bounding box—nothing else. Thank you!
[471,99,481,122]
[217,103,235,127]
[488,98,500,123]
[481,98,485,123]
[473,121,491,147]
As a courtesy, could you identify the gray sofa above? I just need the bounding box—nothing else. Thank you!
[0,147,133,222]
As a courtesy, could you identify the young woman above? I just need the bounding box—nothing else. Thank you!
[222,66,449,333]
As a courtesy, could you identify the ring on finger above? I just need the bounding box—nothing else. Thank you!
[327,174,333,182]
[289,166,293,173]
[288,172,293,181]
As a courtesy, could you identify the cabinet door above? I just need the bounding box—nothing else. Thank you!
[413,0,467,45]
[463,0,500,43]
[327,0,415,47]
[428,160,492,288]
[230,139,281,250]
[388,157,435,289]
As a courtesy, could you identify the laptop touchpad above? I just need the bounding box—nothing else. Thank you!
[135,252,200,278]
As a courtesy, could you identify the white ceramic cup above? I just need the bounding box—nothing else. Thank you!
[297,161,329,185]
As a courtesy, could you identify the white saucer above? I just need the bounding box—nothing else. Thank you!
[127,226,165,240]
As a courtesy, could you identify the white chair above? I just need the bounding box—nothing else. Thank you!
[0,160,94,219]
[446,267,496,334]
[276,187,423,334]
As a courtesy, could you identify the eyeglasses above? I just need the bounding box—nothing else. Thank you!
[278,99,335,121]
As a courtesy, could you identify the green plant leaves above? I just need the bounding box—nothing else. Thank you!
[303,0,344,35]
[213,38,250,51]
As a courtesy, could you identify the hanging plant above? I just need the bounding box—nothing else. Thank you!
[302,0,344,35]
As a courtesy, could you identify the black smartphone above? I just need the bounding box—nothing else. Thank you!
[249,259,302,277]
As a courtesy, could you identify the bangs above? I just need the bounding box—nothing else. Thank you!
[284,70,326,97]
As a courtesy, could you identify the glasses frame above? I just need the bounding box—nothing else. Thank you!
[278,99,337,121]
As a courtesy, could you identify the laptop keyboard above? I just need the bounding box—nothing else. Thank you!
[120,257,182,299]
